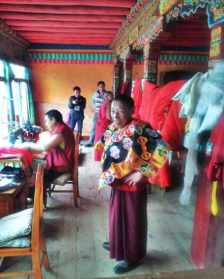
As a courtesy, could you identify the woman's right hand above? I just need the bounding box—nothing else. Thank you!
[121,171,147,188]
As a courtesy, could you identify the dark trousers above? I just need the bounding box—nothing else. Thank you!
[69,112,84,134]
[43,169,63,206]
[109,188,147,263]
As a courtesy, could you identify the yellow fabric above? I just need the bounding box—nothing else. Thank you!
[211,181,219,216]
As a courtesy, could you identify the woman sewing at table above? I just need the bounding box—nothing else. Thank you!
[18,109,75,203]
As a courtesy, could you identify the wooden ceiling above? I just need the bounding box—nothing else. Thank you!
[0,0,136,46]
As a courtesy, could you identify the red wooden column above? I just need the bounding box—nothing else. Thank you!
[191,25,224,268]
[191,165,224,268]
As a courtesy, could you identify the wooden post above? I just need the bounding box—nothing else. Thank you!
[143,42,160,83]
[112,56,123,97]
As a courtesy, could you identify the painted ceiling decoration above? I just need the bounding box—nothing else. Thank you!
[112,1,160,54]
[159,52,209,65]
[113,0,214,57]
[29,50,113,64]
[0,18,28,47]
[0,0,136,46]
[207,0,224,28]
[165,0,210,23]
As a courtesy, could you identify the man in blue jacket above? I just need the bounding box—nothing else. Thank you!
[68,86,86,138]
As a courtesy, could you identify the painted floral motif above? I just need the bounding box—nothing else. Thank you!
[135,125,143,135]
[110,145,120,159]
[104,129,112,141]
[122,137,133,150]
[145,128,159,138]
[112,132,123,142]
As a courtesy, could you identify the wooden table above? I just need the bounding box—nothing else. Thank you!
[0,181,27,217]
[0,155,29,217]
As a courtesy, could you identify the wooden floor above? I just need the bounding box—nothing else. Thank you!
[2,147,198,279]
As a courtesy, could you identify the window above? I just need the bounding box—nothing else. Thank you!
[11,80,29,126]
[0,81,8,144]
[0,60,35,144]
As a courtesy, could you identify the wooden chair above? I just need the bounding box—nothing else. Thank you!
[48,139,79,207]
[0,164,49,278]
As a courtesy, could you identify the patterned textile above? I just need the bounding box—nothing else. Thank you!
[97,120,168,190]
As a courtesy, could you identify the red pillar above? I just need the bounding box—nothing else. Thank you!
[191,24,224,268]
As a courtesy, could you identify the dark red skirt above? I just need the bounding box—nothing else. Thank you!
[109,188,147,262]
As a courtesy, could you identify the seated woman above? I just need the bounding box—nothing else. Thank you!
[96,95,168,274]
[94,91,113,161]
[19,109,75,204]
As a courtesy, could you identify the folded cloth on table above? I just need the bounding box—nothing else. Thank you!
[0,208,32,245]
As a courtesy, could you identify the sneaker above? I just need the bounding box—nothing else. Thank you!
[102,241,110,251]
[113,260,139,274]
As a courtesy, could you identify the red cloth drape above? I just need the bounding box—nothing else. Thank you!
[131,79,143,119]
[161,101,186,151]
[149,80,186,131]
[138,81,157,124]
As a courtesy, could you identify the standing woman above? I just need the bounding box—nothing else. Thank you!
[97,95,168,274]
[68,86,86,139]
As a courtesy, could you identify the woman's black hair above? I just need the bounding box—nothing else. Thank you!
[45,109,63,123]
[97,80,105,87]
[113,94,134,111]
[73,86,81,92]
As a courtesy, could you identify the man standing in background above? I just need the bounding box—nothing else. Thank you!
[68,86,86,140]
[81,80,108,147]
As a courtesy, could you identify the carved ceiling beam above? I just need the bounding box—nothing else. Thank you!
[0,19,29,48]
[111,1,162,55]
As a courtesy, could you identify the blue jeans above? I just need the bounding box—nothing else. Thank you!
[69,112,84,134]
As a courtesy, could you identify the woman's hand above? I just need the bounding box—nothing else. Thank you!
[122,171,146,188]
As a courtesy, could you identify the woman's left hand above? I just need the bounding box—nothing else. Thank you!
[122,171,146,188]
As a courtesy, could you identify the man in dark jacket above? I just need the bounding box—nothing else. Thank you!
[68,86,86,137]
